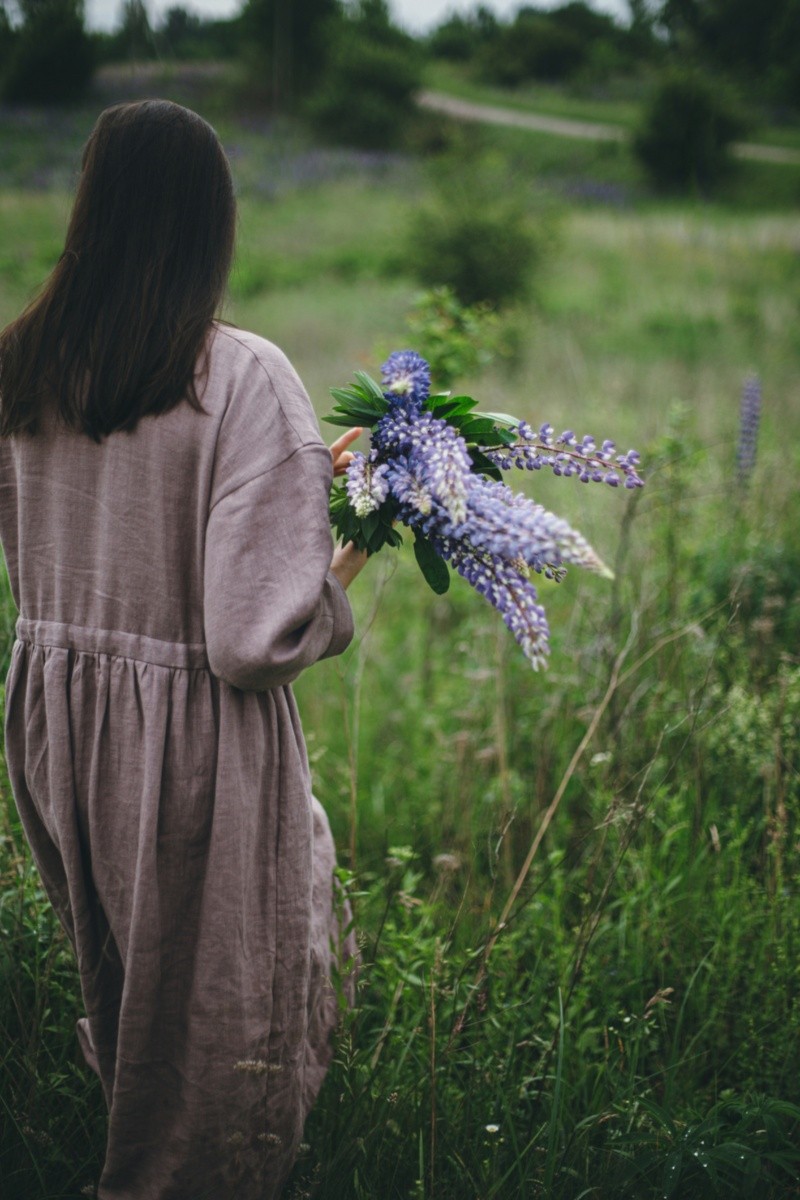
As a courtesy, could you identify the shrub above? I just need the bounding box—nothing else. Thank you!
[240,0,340,109]
[306,2,422,150]
[633,69,747,192]
[428,14,475,62]
[479,11,588,86]
[409,160,542,308]
[404,286,504,390]
[1,0,94,103]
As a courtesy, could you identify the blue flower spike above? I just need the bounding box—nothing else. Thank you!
[330,351,644,671]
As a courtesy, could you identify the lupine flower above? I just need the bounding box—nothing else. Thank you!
[345,451,390,517]
[335,352,644,670]
[374,408,471,523]
[483,422,644,490]
[736,374,761,486]
[381,350,431,407]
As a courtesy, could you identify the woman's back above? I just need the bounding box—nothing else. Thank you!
[0,321,356,1199]
[0,325,331,655]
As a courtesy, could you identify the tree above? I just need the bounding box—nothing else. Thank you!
[0,0,14,60]
[633,68,745,191]
[1,0,94,102]
[241,0,341,110]
[658,0,800,103]
[480,10,588,85]
[116,0,155,60]
[306,0,422,148]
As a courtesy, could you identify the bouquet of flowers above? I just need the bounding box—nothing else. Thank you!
[326,351,644,670]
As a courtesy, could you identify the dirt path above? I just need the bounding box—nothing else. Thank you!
[418,89,800,167]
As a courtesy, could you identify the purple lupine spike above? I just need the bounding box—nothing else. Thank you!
[736,374,761,487]
[334,350,644,670]
[481,421,644,490]
[345,452,390,517]
[459,477,612,577]
[374,409,471,523]
[426,531,551,669]
[380,350,431,407]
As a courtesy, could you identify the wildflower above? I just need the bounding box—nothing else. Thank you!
[233,1059,282,1074]
[257,1132,283,1147]
[233,1059,269,1074]
[736,373,761,486]
[374,408,471,523]
[483,422,644,490]
[345,452,390,517]
[433,852,461,873]
[485,1124,500,1134]
[328,351,644,670]
[381,349,431,406]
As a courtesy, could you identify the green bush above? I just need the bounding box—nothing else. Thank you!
[409,161,542,308]
[480,13,587,86]
[410,211,538,309]
[240,0,340,109]
[306,2,422,150]
[634,69,747,193]
[428,14,475,62]
[1,0,94,104]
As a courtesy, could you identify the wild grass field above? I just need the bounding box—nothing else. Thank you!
[1,68,799,1200]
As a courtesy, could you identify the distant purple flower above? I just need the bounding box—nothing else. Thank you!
[736,374,761,486]
[381,351,431,407]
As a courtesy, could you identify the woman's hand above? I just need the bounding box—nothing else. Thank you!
[331,541,368,591]
[329,427,362,477]
[329,429,368,589]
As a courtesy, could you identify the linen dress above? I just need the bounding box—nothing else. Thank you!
[0,325,356,1200]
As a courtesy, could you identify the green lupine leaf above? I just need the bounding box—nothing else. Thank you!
[458,416,500,443]
[471,427,517,448]
[468,449,503,481]
[353,371,386,402]
[324,400,385,425]
[361,511,380,539]
[427,395,478,420]
[325,412,366,429]
[367,527,388,554]
[329,386,363,405]
[413,534,450,594]
[477,410,520,428]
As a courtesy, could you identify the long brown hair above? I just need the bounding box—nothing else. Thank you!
[0,99,236,440]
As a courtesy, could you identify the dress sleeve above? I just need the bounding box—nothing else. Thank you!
[203,340,354,691]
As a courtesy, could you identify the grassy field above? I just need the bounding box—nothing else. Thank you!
[1,68,800,1199]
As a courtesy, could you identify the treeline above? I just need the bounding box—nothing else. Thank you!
[1,0,797,113]
[1,0,798,195]
[430,1,799,110]
[430,2,648,87]
[0,0,422,151]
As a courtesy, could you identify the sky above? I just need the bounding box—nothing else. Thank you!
[85,0,630,35]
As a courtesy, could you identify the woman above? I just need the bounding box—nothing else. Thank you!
[0,99,365,1199]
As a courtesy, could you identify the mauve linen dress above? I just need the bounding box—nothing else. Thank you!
[0,324,356,1200]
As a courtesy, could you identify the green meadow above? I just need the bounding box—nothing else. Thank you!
[1,68,799,1199]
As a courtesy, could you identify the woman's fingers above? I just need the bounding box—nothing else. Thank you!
[330,427,363,477]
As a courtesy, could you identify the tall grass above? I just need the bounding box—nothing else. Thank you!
[1,85,799,1198]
